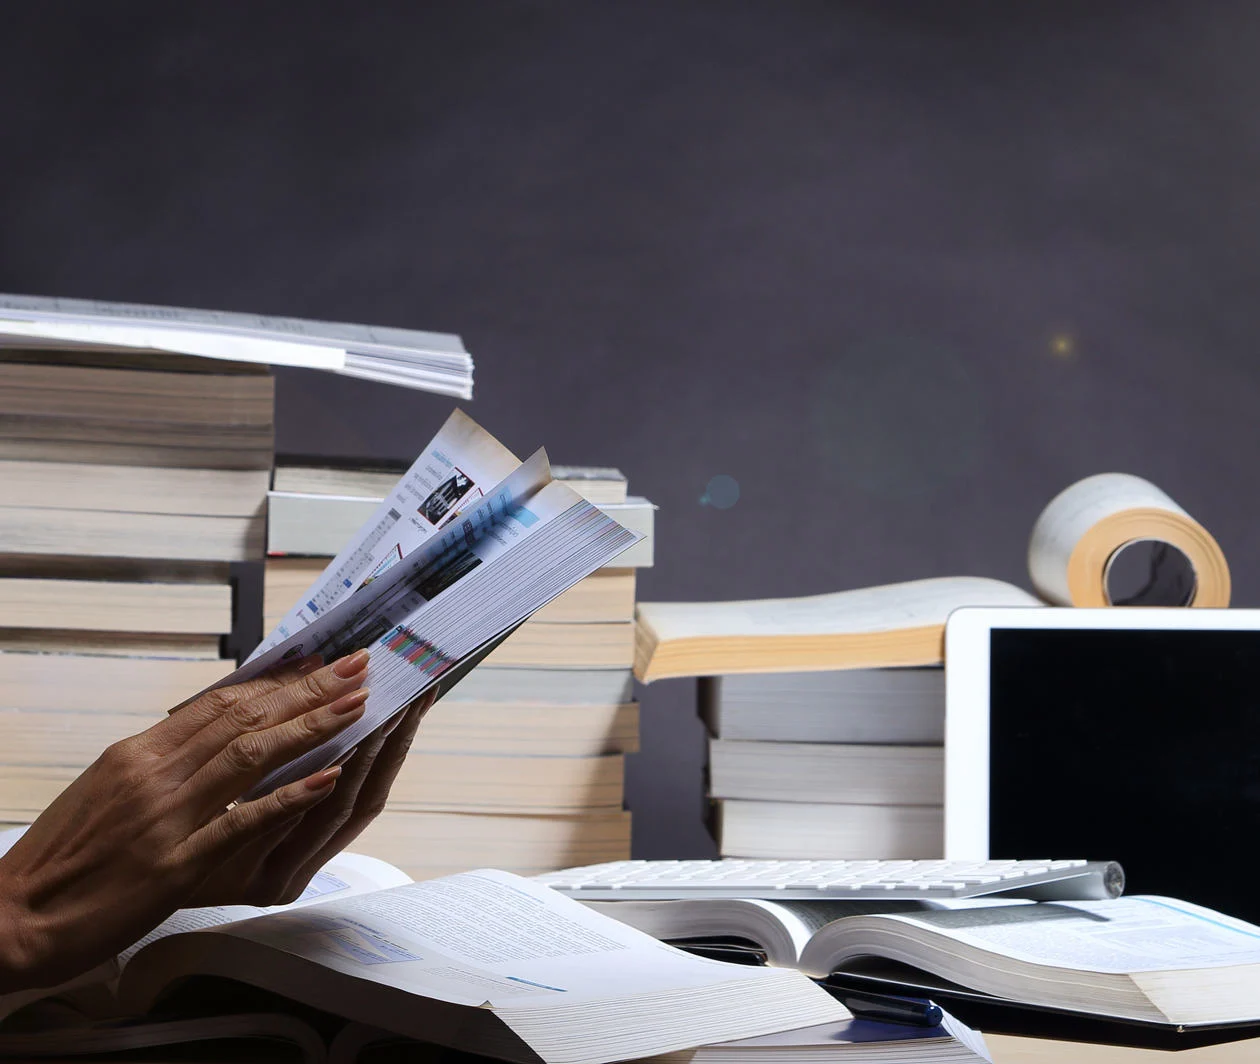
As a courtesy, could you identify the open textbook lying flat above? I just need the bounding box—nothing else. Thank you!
[586,894,1260,1030]
[0,830,859,1064]
[180,410,640,798]
[0,293,474,397]
[634,471,1230,681]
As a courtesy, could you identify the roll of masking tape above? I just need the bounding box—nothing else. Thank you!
[1027,473,1230,607]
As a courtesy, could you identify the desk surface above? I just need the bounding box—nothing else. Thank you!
[987,1032,1260,1062]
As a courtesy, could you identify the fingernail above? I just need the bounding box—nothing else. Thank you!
[305,765,341,790]
[331,688,370,714]
[333,648,371,678]
[381,710,404,738]
[295,653,324,674]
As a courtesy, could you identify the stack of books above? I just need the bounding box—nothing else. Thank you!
[0,350,269,822]
[701,668,946,858]
[635,577,1043,860]
[264,457,657,879]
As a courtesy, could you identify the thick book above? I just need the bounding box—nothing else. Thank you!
[384,751,625,814]
[267,491,655,568]
[0,293,474,398]
[715,799,943,861]
[274,458,629,505]
[413,700,639,756]
[635,578,1040,682]
[0,840,846,1064]
[354,810,633,881]
[0,577,232,636]
[267,560,635,628]
[0,358,275,469]
[708,739,942,807]
[587,894,1260,1029]
[700,669,943,744]
[484,620,636,669]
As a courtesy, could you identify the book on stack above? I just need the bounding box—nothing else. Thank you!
[702,668,946,859]
[259,412,656,880]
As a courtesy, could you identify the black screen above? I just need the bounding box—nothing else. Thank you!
[988,628,1260,923]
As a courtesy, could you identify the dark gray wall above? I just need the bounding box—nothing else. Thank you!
[3,1,1259,857]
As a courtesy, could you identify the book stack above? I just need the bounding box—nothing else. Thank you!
[701,668,946,859]
[263,458,656,880]
[0,351,270,823]
[635,577,1045,861]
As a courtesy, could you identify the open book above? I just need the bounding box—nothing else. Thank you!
[0,829,847,1064]
[634,472,1230,681]
[182,410,640,797]
[586,895,1260,1029]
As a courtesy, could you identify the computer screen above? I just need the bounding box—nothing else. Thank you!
[988,627,1260,922]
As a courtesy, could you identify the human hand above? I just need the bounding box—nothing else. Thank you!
[0,650,372,993]
[185,687,435,907]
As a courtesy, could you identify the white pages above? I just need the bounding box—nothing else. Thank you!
[0,293,473,398]
[254,409,519,656]
[204,439,641,797]
[122,870,848,1063]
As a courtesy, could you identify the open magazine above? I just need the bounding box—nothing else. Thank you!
[186,410,641,797]
[0,293,474,396]
[0,830,848,1064]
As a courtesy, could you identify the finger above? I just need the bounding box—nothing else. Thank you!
[285,691,433,886]
[178,687,370,814]
[152,652,327,747]
[258,718,396,895]
[165,652,370,777]
[182,767,342,866]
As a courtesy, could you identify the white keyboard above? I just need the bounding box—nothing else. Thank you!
[534,858,1126,901]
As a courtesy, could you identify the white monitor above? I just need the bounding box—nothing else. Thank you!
[944,606,1260,922]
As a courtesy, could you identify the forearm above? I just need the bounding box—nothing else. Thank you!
[0,876,47,994]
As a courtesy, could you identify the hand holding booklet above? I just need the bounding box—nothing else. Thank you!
[184,410,640,798]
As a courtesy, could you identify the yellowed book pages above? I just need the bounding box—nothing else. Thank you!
[0,359,274,417]
[634,576,1040,681]
[0,506,264,562]
[0,579,231,634]
[986,1033,1260,1063]
[485,621,635,669]
[1028,472,1230,607]
[387,752,624,814]
[355,809,631,880]
[0,461,269,517]
[530,569,636,624]
[0,709,159,766]
[0,630,224,659]
[262,556,324,632]
[415,701,638,756]
[0,654,231,712]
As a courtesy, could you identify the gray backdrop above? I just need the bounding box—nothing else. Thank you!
[3,1,1257,857]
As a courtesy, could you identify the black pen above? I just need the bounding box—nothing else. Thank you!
[834,989,943,1028]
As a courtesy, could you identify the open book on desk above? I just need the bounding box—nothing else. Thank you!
[587,895,1260,1031]
[0,831,847,1064]
[178,410,641,797]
